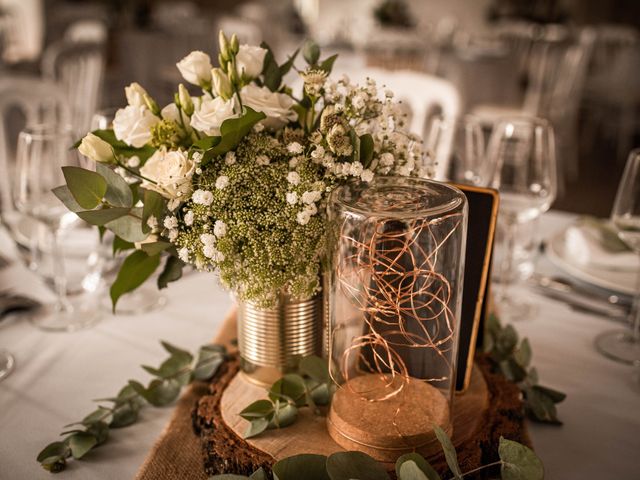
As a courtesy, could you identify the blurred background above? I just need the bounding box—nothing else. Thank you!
[0,0,639,216]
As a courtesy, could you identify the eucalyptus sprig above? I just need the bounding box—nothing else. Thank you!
[211,425,544,480]
[485,313,566,424]
[240,355,332,438]
[36,341,227,473]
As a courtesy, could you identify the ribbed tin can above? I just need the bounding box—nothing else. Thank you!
[238,291,323,386]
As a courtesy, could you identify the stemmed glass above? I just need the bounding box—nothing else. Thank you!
[0,350,15,381]
[13,124,102,331]
[488,117,557,320]
[595,149,640,364]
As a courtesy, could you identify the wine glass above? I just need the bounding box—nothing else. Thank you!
[13,124,102,331]
[424,114,487,186]
[595,149,640,364]
[91,109,167,315]
[0,350,15,381]
[488,116,557,320]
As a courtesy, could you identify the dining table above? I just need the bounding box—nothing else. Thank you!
[0,209,639,480]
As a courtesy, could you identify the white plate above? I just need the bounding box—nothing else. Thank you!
[547,228,638,297]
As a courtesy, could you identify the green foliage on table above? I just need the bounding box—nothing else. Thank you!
[240,355,331,439]
[36,341,227,473]
[485,313,566,424]
[210,428,543,480]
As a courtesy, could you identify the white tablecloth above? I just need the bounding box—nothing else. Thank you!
[1,211,639,480]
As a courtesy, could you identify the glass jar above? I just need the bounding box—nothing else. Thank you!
[326,176,467,462]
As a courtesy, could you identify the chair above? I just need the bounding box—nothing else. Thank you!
[41,40,105,136]
[0,75,69,212]
[332,66,461,180]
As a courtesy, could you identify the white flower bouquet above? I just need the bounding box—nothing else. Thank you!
[58,32,432,308]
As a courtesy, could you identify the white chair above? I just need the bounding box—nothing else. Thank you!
[0,75,69,211]
[333,66,461,180]
[41,40,105,137]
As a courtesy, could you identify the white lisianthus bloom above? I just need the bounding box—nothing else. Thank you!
[214,220,226,238]
[178,247,190,262]
[125,82,148,107]
[235,45,267,79]
[176,51,213,87]
[240,84,296,129]
[287,171,300,185]
[361,169,374,182]
[113,105,159,148]
[161,103,191,129]
[190,96,238,136]
[286,192,298,205]
[192,189,214,206]
[184,210,194,226]
[163,216,178,230]
[139,149,195,200]
[78,133,113,163]
[215,175,229,190]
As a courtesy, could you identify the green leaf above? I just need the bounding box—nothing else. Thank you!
[158,255,184,289]
[495,324,518,357]
[514,338,532,368]
[201,107,266,164]
[499,358,528,383]
[326,451,390,480]
[273,453,329,480]
[110,250,161,311]
[113,236,135,255]
[250,468,268,480]
[299,355,329,383]
[433,426,462,479]
[142,189,165,234]
[89,129,156,162]
[157,352,193,379]
[146,378,181,406]
[244,417,270,439]
[349,128,360,162]
[140,241,171,256]
[82,407,113,426]
[279,49,300,76]
[269,402,297,428]
[359,134,374,167]
[110,403,139,428]
[499,437,544,480]
[105,208,147,243]
[193,345,226,380]
[525,387,562,424]
[319,54,338,73]
[52,185,83,212]
[62,166,107,210]
[533,385,566,403]
[209,475,249,479]
[306,378,330,406]
[302,39,320,65]
[396,453,440,480]
[240,399,274,420]
[269,374,307,406]
[85,421,109,445]
[67,432,98,459]
[37,441,70,463]
[96,162,133,208]
[261,42,282,92]
[77,207,130,226]
[160,341,192,358]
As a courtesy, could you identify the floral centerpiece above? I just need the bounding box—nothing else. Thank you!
[56,32,431,380]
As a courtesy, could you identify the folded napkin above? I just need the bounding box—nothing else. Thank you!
[564,218,639,271]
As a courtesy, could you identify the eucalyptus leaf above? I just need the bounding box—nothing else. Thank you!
[140,241,171,256]
[146,378,181,406]
[161,341,192,359]
[82,407,113,427]
[499,437,544,480]
[273,453,329,480]
[158,255,184,289]
[395,453,440,480]
[105,208,147,243]
[533,385,566,403]
[326,451,390,480]
[110,404,138,428]
[86,421,109,445]
[269,374,307,405]
[525,387,561,424]
[192,346,226,380]
[398,461,429,480]
[52,185,83,213]
[306,379,330,406]
[269,402,297,428]
[113,236,135,256]
[359,134,374,167]
[244,417,270,439]
[68,432,98,459]
[249,468,268,479]
[62,166,107,210]
[89,129,156,162]
[299,355,329,383]
[110,250,161,311]
[514,338,532,368]
[96,162,133,208]
[37,441,70,463]
[77,207,130,226]
[433,426,462,480]
[495,324,519,358]
[240,399,274,420]
[142,189,165,234]
[209,475,249,479]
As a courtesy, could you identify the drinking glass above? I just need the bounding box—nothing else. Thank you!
[488,117,557,320]
[91,109,167,315]
[13,124,102,331]
[0,350,15,381]
[595,149,640,364]
[423,114,487,185]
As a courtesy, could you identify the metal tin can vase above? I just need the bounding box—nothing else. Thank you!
[237,290,324,386]
[326,176,468,462]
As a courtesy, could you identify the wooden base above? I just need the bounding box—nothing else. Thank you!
[220,364,488,466]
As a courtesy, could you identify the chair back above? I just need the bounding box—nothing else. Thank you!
[42,40,105,136]
[0,76,69,211]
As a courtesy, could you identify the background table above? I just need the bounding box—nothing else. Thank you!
[1,211,638,480]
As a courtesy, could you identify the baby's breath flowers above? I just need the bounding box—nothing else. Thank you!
[67,32,434,309]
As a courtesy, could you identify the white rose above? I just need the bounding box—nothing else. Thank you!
[139,149,195,200]
[190,96,238,136]
[125,82,148,107]
[240,84,296,129]
[113,105,160,148]
[78,133,113,163]
[176,51,213,87]
[235,44,267,79]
